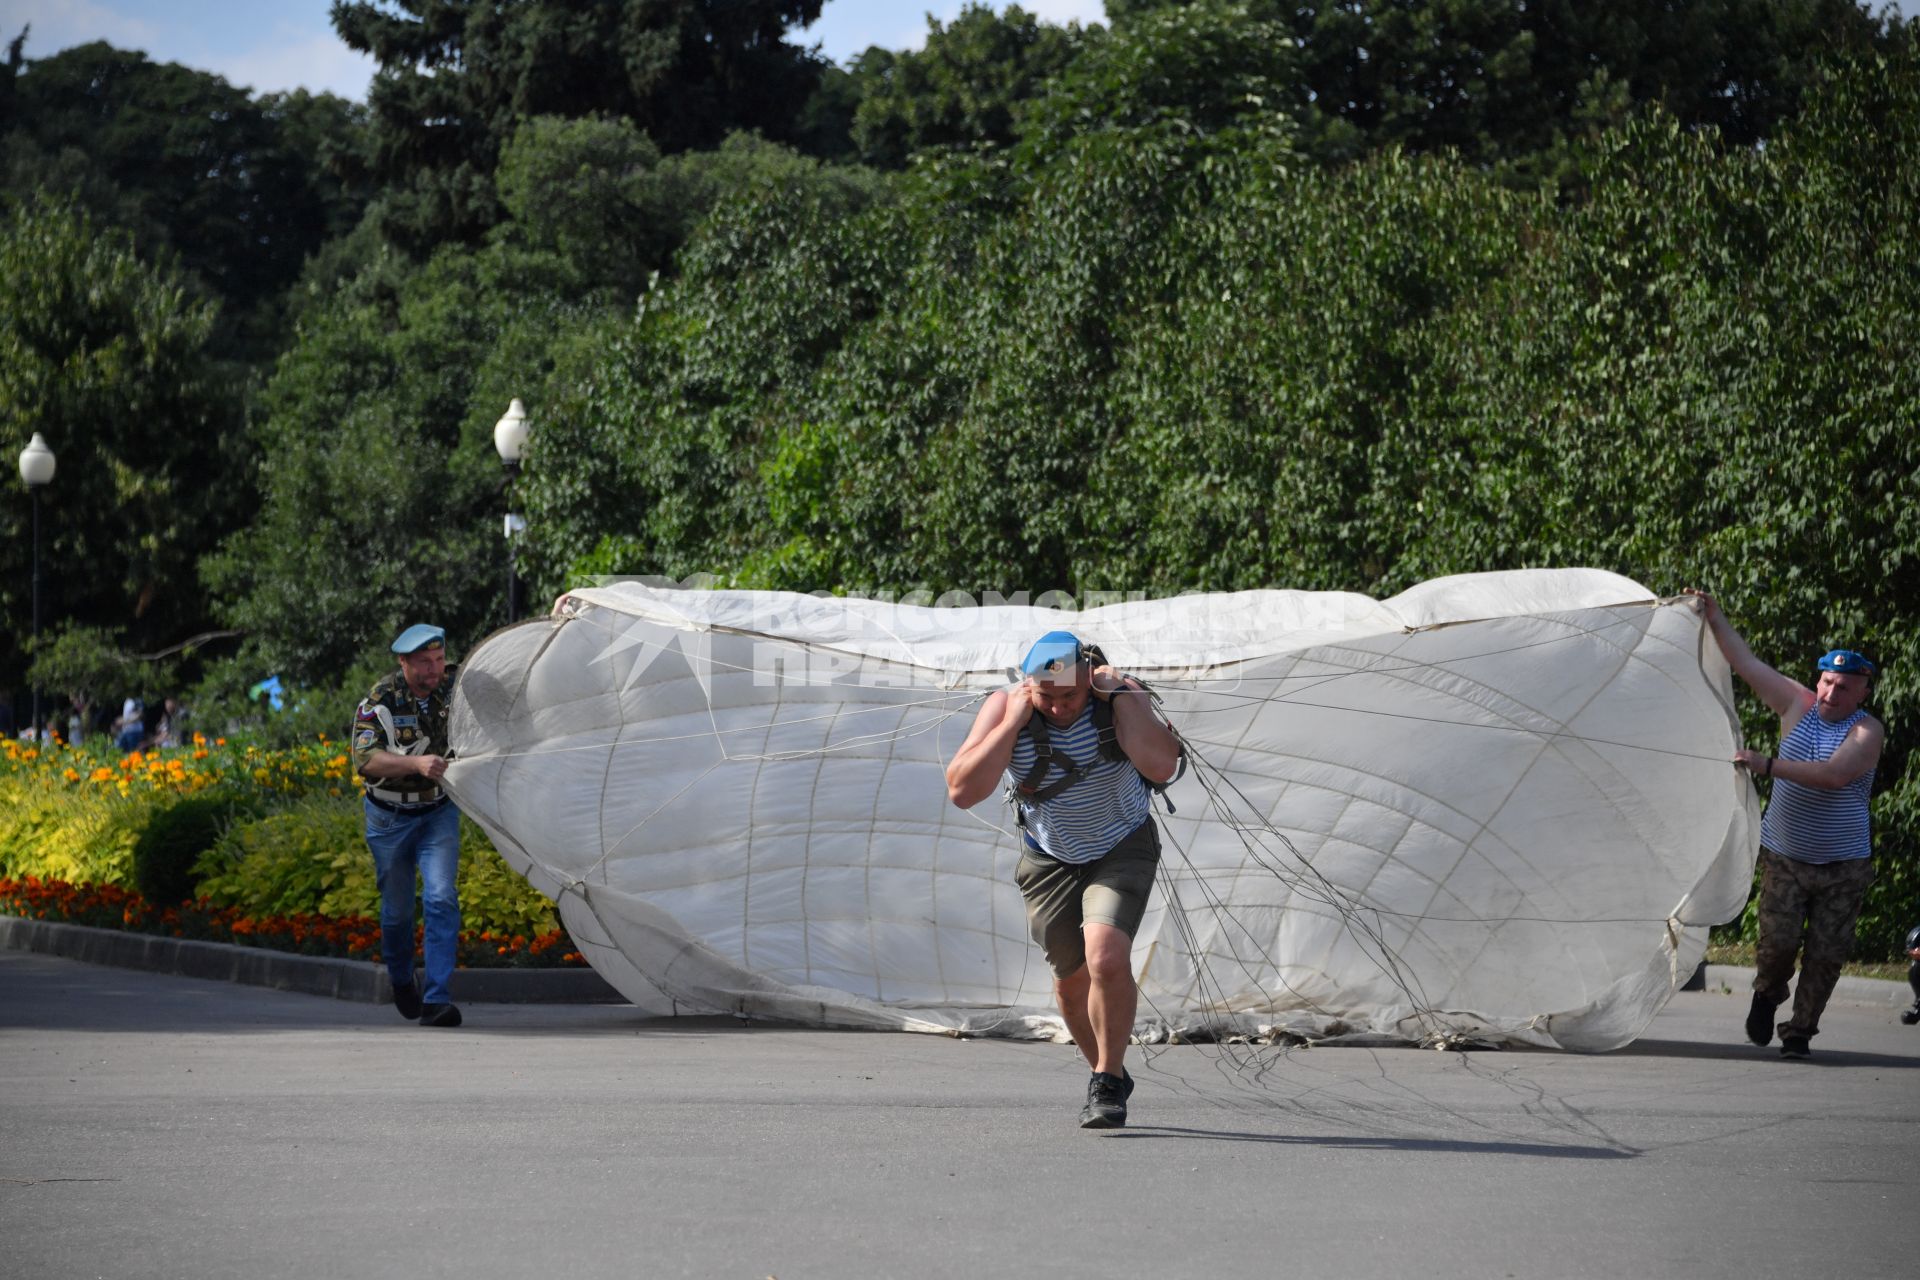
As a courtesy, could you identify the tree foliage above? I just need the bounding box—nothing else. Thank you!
[1,41,369,361]
[493,119,888,305]
[1083,0,1902,179]
[333,0,831,252]
[845,3,1084,168]
[0,199,243,701]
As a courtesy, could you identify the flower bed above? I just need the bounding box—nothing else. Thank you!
[0,874,586,968]
[2,733,585,969]
[3,731,358,797]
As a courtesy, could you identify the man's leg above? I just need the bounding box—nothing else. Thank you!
[365,801,421,1001]
[1081,922,1136,1077]
[1052,965,1099,1070]
[1748,850,1808,1044]
[1783,858,1874,1043]
[416,803,464,1009]
[1016,850,1096,1060]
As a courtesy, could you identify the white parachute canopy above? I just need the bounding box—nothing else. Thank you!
[442,568,1758,1051]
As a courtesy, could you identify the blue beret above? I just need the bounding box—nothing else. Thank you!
[391,624,446,655]
[1816,649,1875,676]
[1021,631,1083,681]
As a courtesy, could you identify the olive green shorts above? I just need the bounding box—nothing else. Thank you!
[1012,818,1161,978]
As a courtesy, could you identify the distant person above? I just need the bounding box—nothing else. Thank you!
[114,697,145,752]
[1902,924,1919,1027]
[1688,591,1885,1060]
[352,624,464,1029]
[153,697,184,748]
[946,631,1182,1128]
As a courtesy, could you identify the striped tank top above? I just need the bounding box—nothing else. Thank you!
[1759,707,1874,864]
[1006,702,1151,865]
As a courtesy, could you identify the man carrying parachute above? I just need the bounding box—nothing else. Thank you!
[945,631,1182,1128]
[1690,591,1886,1059]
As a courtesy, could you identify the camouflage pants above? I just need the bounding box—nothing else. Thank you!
[1752,848,1875,1040]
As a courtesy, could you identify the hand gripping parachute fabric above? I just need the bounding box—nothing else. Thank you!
[442,569,1758,1050]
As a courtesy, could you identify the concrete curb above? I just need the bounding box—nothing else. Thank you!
[1702,963,1913,1007]
[0,917,628,1006]
[6,915,1908,1012]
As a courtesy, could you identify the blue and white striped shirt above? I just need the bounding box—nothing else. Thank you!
[1760,707,1874,864]
[1006,702,1151,865]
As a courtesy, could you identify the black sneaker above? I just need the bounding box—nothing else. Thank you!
[419,1002,463,1028]
[1779,1034,1811,1059]
[1079,1070,1132,1130]
[391,981,423,1021]
[1901,1003,1920,1027]
[1745,995,1780,1047]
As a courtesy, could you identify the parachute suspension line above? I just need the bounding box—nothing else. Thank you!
[1161,725,1454,1044]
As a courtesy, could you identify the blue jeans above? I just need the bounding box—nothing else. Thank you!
[363,799,462,1004]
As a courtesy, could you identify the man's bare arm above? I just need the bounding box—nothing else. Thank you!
[1094,669,1181,784]
[946,690,1028,808]
[1686,589,1812,720]
[1736,717,1884,790]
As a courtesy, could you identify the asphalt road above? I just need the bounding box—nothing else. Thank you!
[3,949,1917,1280]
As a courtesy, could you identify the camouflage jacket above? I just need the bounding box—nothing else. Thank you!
[351,666,459,806]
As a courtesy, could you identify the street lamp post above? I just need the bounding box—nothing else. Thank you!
[18,433,56,742]
[493,399,530,624]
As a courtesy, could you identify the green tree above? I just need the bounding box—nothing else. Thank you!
[0,199,243,705]
[846,3,1085,168]
[333,0,831,253]
[1,41,369,362]
[202,239,604,681]
[493,119,886,305]
[1013,0,1308,163]
[1103,0,1901,177]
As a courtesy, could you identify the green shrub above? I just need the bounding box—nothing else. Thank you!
[0,773,165,887]
[194,797,379,919]
[130,791,262,905]
[195,797,558,935]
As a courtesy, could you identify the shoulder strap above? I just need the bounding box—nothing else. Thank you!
[370,701,432,757]
[1015,710,1095,803]
[1091,696,1125,763]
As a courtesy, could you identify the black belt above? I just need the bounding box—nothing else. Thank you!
[365,793,449,815]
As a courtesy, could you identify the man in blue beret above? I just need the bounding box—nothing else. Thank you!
[1688,591,1885,1059]
[946,630,1182,1128]
[352,624,465,1027]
